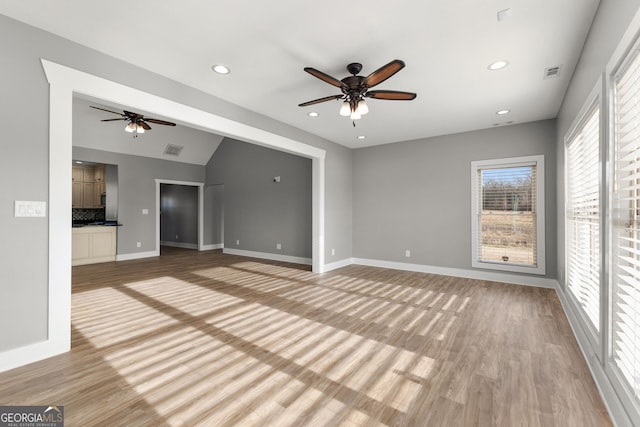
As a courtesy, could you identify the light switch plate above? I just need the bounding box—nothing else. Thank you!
[142,209,149,215]
[15,201,47,217]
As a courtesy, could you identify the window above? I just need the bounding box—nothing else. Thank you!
[611,46,640,405]
[566,103,601,335]
[471,155,545,275]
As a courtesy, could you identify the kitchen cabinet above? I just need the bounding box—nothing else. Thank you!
[72,164,105,208]
[72,182,84,207]
[94,164,105,182]
[72,226,116,266]
[72,167,84,182]
[83,182,96,207]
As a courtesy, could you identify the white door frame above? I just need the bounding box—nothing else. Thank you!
[156,179,204,252]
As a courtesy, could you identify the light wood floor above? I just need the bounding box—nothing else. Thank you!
[0,247,610,426]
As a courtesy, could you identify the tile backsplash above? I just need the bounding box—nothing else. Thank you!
[72,208,105,221]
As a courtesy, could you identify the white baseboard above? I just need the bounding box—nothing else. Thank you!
[223,248,312,265]
[323,257,354,272]
[116,250,158,261]
[351,258,557,288]
[160,241,198,250]
[201,243,224,251]
[556,288,633,427]
[0,339,68,373]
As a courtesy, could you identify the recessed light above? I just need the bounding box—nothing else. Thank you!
[211,64,230,75]
[496,109,510,115]
[357,135,366,140]
[488,61,508,71]
[308,112,319,117]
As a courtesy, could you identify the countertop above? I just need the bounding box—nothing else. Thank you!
[72,221,122,228]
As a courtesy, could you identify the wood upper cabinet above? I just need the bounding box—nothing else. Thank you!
[83,167,95,182]
[94,164,105,182]
[72,163,106,208]
[72,166,84,182]
[83,182,96,207]
[72,182,84,207]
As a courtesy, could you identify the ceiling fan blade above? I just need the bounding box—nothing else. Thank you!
[138,120,152,131]
[298,95,343,107]
[365,90,417,100]
[362,60,405,88]
[100,118,127,122]
[90,106,124,116]
[123,110,144,120]
[304,67,348,90]
[144,118,177,126]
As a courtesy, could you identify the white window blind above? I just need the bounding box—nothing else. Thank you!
[566,105,601,333]
[612,47,640,403]
[471,156,545,275]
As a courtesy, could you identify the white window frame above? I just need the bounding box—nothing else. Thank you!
[471,155,546,275]
[563,79,604,353]
[605,25,640,423]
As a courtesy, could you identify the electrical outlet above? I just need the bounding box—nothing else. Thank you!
[176,234,179,240]
[137,242,141,248]
[142,209,149,215]
[331,248,335,256]
[236,239,240,245]
[276,243,282,250]
[405,250,411,258]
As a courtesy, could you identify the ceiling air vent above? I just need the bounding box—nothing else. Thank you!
[163,144,184,157]
[543,66,561,79]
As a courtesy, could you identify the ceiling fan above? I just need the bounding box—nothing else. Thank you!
[298,59,417,124]
[90,106,176,135]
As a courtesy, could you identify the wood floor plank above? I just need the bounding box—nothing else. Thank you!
[0,247,611,426]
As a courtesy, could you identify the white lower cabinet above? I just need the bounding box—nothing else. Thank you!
[72,226,116,266]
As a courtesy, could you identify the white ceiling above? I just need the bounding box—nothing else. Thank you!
[0,1,600,149]
[74,97,224,165]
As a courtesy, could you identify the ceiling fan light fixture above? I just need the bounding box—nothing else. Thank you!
[339,101,351,116]
[357,99,369,115]
[125,122,136,133]
[350,111,361,120]
[136,123,145,134]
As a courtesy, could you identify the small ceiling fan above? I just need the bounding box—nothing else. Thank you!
[298,59,417,124]
[90,106,176,135]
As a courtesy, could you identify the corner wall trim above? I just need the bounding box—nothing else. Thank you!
[223,248,312,266]
[116,250,158,262]
[352,258,557,288]
[323,258,354,273]
[201,243,224,251]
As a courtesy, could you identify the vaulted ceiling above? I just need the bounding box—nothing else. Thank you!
[0,1,600,148]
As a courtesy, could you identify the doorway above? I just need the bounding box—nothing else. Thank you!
[155,179,204,253]
[160,183,199,251]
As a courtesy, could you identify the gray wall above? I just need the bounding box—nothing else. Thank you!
[73,147,204,254]
[353,120,557,278]
[160,184,199,245]
[206,138,312,258]
[204,184,224,246]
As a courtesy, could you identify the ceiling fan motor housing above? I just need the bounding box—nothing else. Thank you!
[346,62,363,75]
